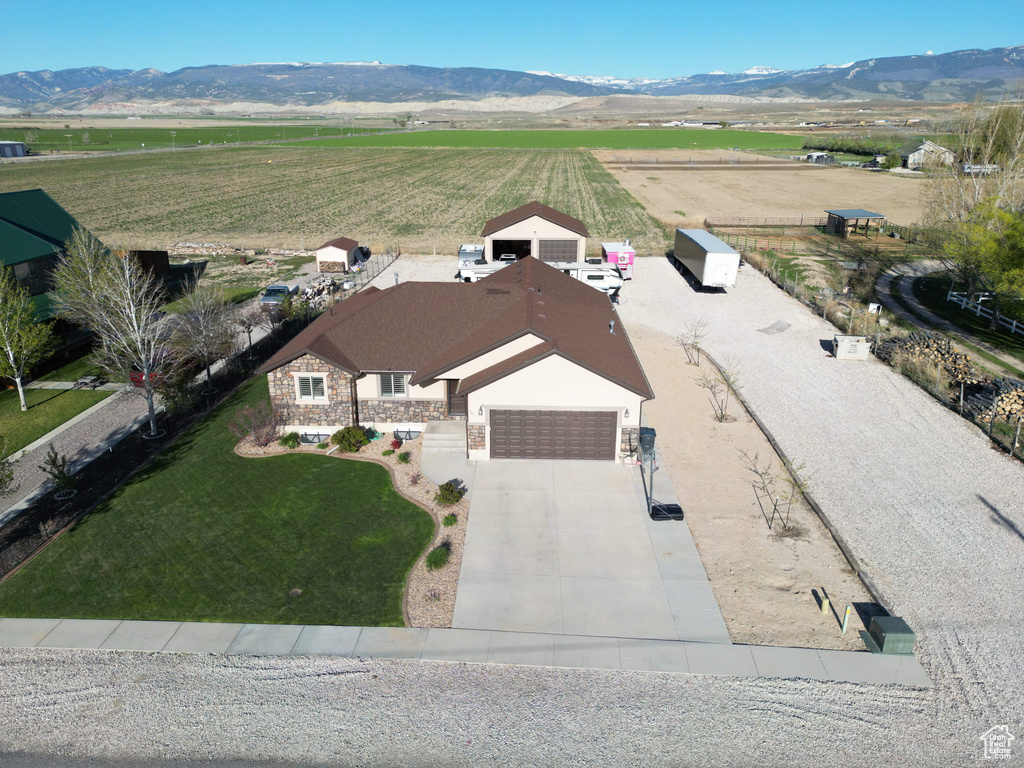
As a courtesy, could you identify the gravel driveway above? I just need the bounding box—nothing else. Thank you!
[0,254,1016,765]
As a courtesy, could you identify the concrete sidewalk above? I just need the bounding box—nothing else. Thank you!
[0,617,931,686]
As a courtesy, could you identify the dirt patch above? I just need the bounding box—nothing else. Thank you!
[593,149,927,232]
[630,326,877,649]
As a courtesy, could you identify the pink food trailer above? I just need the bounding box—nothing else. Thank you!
[601,240,636,279]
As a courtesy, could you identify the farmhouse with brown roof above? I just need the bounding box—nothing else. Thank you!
[258,258,652,460]
[481,201,589,263]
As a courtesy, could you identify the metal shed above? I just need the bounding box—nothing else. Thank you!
[824,209,886,239]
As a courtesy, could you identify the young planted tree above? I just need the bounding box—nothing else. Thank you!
[233,302,268,352]
[0,267,54,412]
[677,317,709,366]
[171,283,236,392]
[53,228,172,437]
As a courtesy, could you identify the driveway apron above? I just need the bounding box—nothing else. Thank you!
[452,460,730,643]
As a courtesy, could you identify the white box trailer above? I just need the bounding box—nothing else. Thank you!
[673,229,740,289]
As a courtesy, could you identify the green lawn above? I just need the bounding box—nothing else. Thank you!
[35,354,107,383]
[305,128,804,150]
[0,388,112,458]
[913,275,1024,366]
[0,377,434,626]
[0,124,380,153]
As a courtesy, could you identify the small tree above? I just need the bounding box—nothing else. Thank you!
[677,317,708,366]
[53,228,173,438]
[171,282,236,392]
[39,445,74,495]
[233,303,268,352]
[881,153,901,170]
[0,267,55,411]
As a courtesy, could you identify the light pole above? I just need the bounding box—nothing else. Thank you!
[170,131,176,149]
[64,134,73,152]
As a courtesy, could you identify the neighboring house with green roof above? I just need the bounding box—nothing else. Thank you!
[0,188,93,321]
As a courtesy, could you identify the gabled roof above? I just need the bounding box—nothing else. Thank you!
[318,236,358,252]
[825,209,886,219]
[481,201,588,237]
[0,188,87,267]
[900,139,951,156]
[259,258,652,400]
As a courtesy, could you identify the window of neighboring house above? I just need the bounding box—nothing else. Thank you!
[380,373,407,398]
[13,262,30,280]
[295,374,327,402]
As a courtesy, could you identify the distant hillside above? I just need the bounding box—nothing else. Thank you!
[1,46,1021,114]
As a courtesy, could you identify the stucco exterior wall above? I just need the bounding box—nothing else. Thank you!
[315,245,351,272]
[485,215,585,262]
[267,354,356,432]
[355,374,444,399]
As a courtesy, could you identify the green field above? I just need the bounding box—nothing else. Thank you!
[0,146,668,255]
[0,388,112,458]
[0,378,433,625]
[301,128,803,150]
[0,124,382,152]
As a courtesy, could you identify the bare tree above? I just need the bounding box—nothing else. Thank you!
[696,358,741,422]
[233,302,268,352]
[0,267,55,411]
[171,283,236,392]
[677,317,708,366]
[53,228,173,437]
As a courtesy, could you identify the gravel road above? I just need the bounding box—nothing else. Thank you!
[0,255,1018,766]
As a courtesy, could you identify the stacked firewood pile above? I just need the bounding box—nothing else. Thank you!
[299,274,338,311]
[965,378,1024,423]
[874,331,980,383]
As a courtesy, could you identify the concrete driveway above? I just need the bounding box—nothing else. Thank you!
[452,460,730,643]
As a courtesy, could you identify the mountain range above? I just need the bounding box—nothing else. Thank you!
[1,45,1021,115]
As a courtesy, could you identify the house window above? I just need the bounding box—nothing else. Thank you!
[295,374,327,402]
[380,373,407,398]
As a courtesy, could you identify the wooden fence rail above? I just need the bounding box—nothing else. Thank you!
[947,291,1024,338]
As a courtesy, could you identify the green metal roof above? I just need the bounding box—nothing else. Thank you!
[0,188,86,267]
[0,219,59,266]
[824,209,886,219]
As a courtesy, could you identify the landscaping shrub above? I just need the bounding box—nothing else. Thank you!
[425,542,451,570]
[226,401,282,447]
[316,442,329,450]
[409,472,422,485]
[278,432,300,450]
[442,513,457,527]
[39,445,74,492]
[397,451,411,464]
[389,439,402,451]
[331,425,369,453]
[434,479,466,506]
[382,449,395,456]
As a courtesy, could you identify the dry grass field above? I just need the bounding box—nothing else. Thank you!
[594,149,929,231]
[0,147,667,255]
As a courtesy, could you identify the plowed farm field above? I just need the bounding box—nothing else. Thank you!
[0,147,668,255]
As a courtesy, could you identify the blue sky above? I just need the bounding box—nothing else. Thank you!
[3,0,1022,78]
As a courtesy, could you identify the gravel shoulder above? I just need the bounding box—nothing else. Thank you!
[618,256,1024,749]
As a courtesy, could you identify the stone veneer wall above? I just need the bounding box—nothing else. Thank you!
[467,425,486,451]
[358,398,462,424]
[267,355,356,428]
[620,426,640,456]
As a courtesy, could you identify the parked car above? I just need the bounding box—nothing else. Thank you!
[259,284,298,313]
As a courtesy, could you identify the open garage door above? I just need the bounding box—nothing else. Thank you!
[490,409,617,460]
[537,239,578,261]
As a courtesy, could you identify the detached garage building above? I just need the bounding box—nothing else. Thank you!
[259,257,653,461]
[481,201,588,263]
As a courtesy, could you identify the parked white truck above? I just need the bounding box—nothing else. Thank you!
[673,229,740,289]
[456,246,623,298]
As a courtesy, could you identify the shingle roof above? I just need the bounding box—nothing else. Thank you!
[259,259,652,400]
[318,236,358,252]
[0,188,87,267]
[481,201,589,237]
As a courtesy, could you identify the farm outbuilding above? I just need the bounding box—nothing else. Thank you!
[315,236,361,273]
[0,141,27,158]
[824,209,886,239]
[481,201,588,263]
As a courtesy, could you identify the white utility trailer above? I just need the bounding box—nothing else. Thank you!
[456,253,623,298]
[673,229,740,289]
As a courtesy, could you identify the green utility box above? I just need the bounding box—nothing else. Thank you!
[868,616,915,655]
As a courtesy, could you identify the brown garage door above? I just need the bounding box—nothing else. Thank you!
[537,239,578,261]
[490,410,617,460]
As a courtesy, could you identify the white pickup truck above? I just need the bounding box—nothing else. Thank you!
[456,246,623,299]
